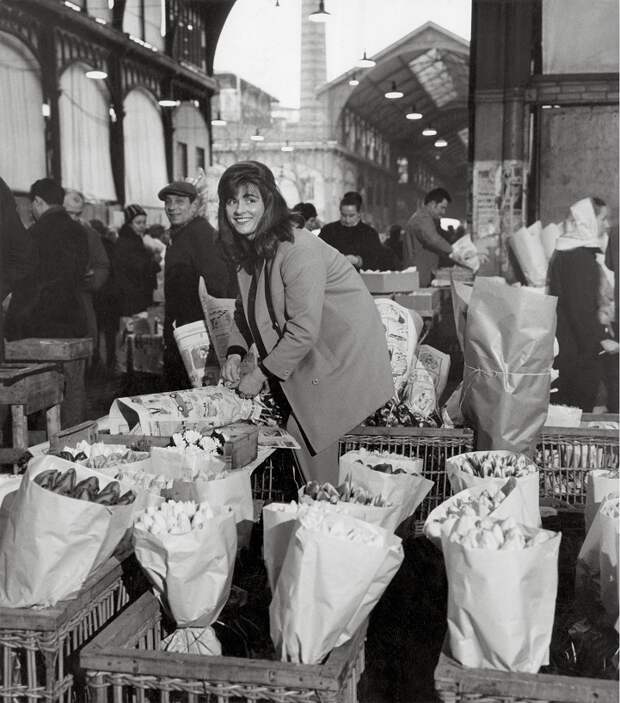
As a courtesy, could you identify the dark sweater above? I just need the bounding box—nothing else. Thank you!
[318,220,392,271]
[5,206,88,340]
[114,224,159,316]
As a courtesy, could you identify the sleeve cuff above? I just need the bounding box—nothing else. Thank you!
[226,346,247,359]
[259,358,286,382]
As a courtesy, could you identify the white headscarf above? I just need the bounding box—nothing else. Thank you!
[555,198,602,251]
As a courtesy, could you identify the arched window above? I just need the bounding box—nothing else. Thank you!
[0,31,45,191]
[173,102,210,180]
[59,62,116,200]
[123,88,168,206]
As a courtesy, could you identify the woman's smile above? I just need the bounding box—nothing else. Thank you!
[226,183,265,238]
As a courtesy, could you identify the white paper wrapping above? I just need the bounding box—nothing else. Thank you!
[338,451,433,531]
[541,223,562,261]
[423,480,530,548]
[509,221,548,287]
[133,506,237,627]
[0,456,135,607]
[269,511,403,664]
[149,446,227,480]
[576,493,619,630]
[442,526,560,672]
[194,468,254,524]
[446,452,541,528]
[585,471,619,533]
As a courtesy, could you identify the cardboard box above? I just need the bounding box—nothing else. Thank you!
[394,288,441,317]
[360,270,420,294]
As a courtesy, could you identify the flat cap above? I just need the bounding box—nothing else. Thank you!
[158,181,197,201]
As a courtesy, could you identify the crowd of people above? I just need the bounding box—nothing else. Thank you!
[0,167,617,417]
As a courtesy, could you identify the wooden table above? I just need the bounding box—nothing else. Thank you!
[0,362,64,470]
[5,338,93,428]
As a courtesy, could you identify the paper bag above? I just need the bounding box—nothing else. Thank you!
[0,456,134,607]
[509,221,548,288]
[402,345,451,417]
[576,493,619,628]
[442,526,560,672]
[461,278,557,453]
[263,502,304,594]
[270,510,403,664]
[423,480,531,548]
[133,507,237,627]
[446,452,541,527]
[585,471,619,533]
[450,280,473,352]
[338,451,433,531]
[194,468,254,523]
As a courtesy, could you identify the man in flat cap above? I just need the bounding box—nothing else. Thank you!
[158,180,235,389]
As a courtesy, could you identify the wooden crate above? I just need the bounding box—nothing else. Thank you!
[0,548,144,703]
[434,646,618,703]
[81,591,366,703]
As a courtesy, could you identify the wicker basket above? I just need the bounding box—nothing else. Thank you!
[0,549,143,702]
[81,591,366,703]
[340,421,619,532]
[434,648,618,703]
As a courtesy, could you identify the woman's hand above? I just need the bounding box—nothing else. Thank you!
[237,366,267,399]
[221,354,242,386]
[600,339,619,355]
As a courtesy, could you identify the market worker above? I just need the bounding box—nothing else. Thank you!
[549,196,618,412]
[319,191,392,270]
[219,161,394,484]
[158,180,234,390]
[5,178,88,340]
[403,187,468,286]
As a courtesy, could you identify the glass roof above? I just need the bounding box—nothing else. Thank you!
[408,48,459,108]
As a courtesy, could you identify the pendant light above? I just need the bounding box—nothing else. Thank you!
[357,50,375,68]
[85,69,108,80]
[309,0,330,22]
[422,124,437,136]
[348,73,359,87]
[434,137,448,148]
[385,81,403,99]
[211,112,227,126]
[281,141,294,152]
[250,128,264,142]
[158,98,180,107]
[406,105,423,120]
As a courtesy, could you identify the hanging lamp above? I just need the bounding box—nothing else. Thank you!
[309,0,330,22]
[357,50,375,68]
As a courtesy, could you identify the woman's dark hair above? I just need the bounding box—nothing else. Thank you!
[217,161,295,273]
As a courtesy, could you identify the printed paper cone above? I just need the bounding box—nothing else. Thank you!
[509,222,548,287]
[585,471,619,532]
[374,298,419,393]
[0,456,134,607]
[442,527,560,672]
[198,282,236,367]
[173,320,211,388]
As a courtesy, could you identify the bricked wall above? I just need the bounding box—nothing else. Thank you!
[526,74,619,105]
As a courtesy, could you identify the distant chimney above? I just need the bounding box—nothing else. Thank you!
[300,0,327,126]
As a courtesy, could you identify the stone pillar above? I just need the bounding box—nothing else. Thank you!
[470,0,537,278]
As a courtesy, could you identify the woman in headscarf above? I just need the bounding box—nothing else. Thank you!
[548,196,618,411]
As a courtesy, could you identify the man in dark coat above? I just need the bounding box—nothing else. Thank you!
[318,191,392,271]
[158,181,234,390]
[0,177,33,304]
[5,178,88,340]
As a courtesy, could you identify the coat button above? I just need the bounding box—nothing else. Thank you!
[311,378,319,385]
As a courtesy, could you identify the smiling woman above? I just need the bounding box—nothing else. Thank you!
[218,161,394,484]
